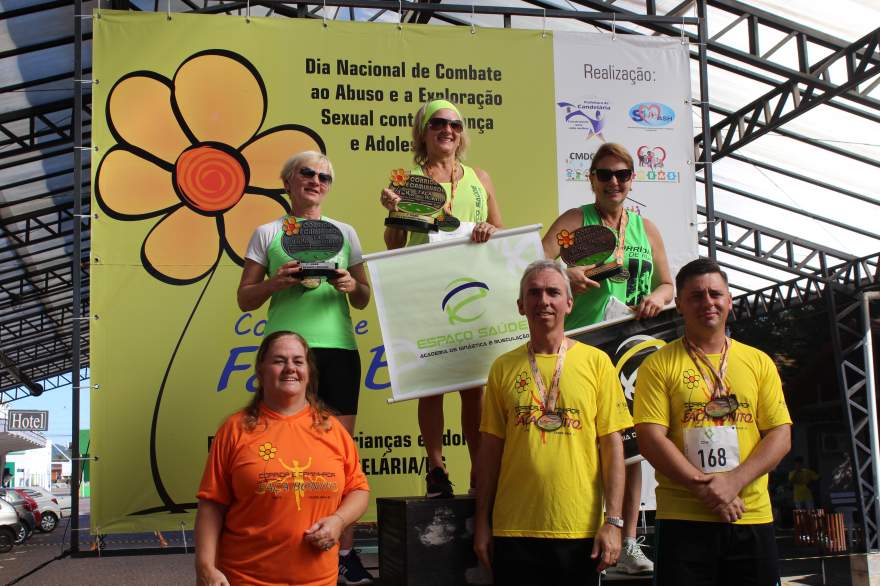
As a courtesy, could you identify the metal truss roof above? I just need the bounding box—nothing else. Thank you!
[0,0,878,400]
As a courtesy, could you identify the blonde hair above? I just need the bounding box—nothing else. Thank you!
[589,142,634,174]
[242,331,332,433]
[279,151,335,188]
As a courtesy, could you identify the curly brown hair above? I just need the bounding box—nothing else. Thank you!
[242,331,332,433]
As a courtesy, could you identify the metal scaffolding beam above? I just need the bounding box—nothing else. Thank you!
[696,28,880,164]
[697,207,860,279]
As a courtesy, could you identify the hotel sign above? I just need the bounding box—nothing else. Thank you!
[7,410,48,432]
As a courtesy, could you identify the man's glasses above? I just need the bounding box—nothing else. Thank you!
[299,167,333,185]
[592,168,633,183]
[427,117,464,132]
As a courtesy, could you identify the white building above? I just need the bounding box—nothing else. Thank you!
[0,404,50,488]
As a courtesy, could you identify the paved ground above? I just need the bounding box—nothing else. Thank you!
[0,499,857,585]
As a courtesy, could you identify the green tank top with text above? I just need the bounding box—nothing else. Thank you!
[407,164,488,246]
[565,204,654,329]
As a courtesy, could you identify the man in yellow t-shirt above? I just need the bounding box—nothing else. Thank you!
[789,457,819,509]
[634,258,791,586]
[474,260,632,586]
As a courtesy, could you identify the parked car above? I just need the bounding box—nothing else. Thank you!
[16,488,63,532]
[0,497,21,553]
[0,490,35,544]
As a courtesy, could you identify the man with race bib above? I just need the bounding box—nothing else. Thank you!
[634,258,791,586]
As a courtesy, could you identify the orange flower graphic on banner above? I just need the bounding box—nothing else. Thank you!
[95,49,325,284]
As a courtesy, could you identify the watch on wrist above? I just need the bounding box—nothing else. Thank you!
[605,516,624,528]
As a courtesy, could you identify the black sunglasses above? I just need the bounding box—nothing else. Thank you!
[299,166,333,185]
[427,117,464,132]
[592,168,633,183]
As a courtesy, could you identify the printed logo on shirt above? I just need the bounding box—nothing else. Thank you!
[255,454,340,511]
[682,369,701,390]
[513,371,531,393]
[258,442,277,461]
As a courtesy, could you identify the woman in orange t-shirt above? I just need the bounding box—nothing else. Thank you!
[195,331,370,586]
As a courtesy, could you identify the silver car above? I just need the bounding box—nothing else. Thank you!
[18,487,64,532]
[0,497,21,553]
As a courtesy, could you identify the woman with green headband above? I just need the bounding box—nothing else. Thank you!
[380,99,503,498]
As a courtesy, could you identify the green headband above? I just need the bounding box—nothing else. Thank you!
[420,100,462,131]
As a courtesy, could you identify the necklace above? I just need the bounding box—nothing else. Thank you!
[423,162,458,214]
[683,336,739,418]
[598,206,629,282]
[527,340,568,432]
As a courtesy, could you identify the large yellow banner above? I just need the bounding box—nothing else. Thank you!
[91,12,558,531]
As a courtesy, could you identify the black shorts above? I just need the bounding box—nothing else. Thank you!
[312,347,361,416]
[654,520,780,586]
[492,537,599,586]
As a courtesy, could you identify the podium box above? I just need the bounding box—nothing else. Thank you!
[377,496,490,586]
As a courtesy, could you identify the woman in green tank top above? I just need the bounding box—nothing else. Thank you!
[379,100,504,498]
[541,142,673,575]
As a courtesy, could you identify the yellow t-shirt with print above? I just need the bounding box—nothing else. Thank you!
[481,341,633,538]
[633,338,792,524]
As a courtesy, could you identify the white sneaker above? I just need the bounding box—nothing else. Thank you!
[616,537,654,575]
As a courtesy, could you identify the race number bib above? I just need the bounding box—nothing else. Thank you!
[683,425,740,473]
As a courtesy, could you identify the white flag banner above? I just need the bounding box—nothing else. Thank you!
[364,225,544,403]
[552,32,698,276]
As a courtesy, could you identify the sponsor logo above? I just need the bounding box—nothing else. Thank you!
[614,335,667,401]
[635,144,680,183]
[557,98,611,141]
[441,277,489,325]
[629,102,675,128]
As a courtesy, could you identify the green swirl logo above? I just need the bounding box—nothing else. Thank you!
[441,278,489,325]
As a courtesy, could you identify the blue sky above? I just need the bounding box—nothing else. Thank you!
[7,371,90,448]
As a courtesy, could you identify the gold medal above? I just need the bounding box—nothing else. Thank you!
[301,277,321,289]
[527,341,568,435]
[610,267,630,283]
[536,412,563,432]
[705,394,739,418]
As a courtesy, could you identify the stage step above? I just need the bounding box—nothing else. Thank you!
[377,495,654,585]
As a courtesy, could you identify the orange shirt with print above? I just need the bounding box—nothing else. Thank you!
[197,404,368,586]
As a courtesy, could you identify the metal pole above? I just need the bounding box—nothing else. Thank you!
[71,0,84,556]
[696,0,717,259]
[863,290,880,546]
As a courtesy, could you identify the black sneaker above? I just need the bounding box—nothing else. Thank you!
[338,549,374,585]
[426,466,454,498]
